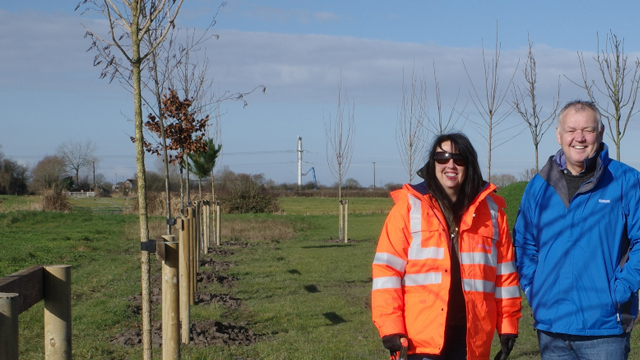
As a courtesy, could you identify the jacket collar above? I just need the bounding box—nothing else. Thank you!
[552,142,604,175]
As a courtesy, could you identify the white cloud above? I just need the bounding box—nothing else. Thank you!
[5,8,635,186]
[314,11,339,23]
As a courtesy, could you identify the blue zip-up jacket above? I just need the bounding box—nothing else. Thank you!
[513,144,640,335]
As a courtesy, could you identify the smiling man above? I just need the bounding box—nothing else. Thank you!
[513,100,640,360]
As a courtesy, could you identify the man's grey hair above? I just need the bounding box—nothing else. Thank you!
[557,100,604,131]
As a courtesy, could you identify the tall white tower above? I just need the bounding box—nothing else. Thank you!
[297,136,303,187]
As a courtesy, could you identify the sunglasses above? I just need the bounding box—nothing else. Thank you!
[434,151,466,166]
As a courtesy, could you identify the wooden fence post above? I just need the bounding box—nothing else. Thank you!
[0,292,19,360]
[344,200,349,243]
[161,235,179,360]
[44,265,71,360]
[177,217,190,344]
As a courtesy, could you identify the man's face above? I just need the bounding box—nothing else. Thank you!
[556,108,603,175]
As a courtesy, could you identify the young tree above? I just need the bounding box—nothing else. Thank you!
[464,26,520,180]
[187,138,221,200]
[571,31,640,161]
[325,83,355,242]
[326,84,355,201]
[396,65,427,183]
[513,37,561,172]
[78,1,184,357]
[142,89,210,207]
[57,140,96,187]
[426,61,466,135]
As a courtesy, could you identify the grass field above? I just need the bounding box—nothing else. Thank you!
[1,185,639,359]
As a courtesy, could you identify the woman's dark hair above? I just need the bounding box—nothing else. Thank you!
[422,133,484,225]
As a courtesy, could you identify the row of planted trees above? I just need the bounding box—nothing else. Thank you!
[78,1,266,358]
[395,27,640,182]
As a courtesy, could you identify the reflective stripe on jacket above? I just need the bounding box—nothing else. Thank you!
[371,182,521,360]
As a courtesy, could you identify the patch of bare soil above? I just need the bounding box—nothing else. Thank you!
[190,320,264,347]
[197,270,238,287]
[199,258,234,272]
[195,292,242,308]
[127,274,163,315]
[206,247,235,256]
[221,240,251,248]
[110,320,264,349]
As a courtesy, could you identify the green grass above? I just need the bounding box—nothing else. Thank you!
[278,197,393,215]
[3,188,640,359]
[0,194,40,212]
[497,181,528,230]
[67,196,135,213]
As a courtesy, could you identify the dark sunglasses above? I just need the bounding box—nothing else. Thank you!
[434,151,466,166]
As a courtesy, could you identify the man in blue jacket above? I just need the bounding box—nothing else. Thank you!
[514,100,640,360]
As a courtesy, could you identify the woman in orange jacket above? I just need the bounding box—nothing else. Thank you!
[371,133,521,360]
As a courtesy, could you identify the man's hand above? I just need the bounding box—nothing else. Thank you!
[382,333,407,354]
[494,334,517,360]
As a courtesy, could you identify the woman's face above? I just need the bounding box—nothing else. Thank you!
[434,140,466,201]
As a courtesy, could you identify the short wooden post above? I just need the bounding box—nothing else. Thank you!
[194,201,201,256]
[203,201,210,254]
[344,200,349,243]
[44,265,72,360]
[339,200,344,241]
[177,217,190,344]
[187,207,196,305]
[162,235,179,360]
[216,203,221,246]
[0,292,19,360]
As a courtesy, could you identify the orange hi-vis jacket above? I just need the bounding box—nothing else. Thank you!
[371,182,521,360]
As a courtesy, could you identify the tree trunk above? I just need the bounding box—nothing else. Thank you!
[131,4,152,358]
[149,48,172,235]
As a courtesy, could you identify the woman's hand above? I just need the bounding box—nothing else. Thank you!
[382,333,408,353]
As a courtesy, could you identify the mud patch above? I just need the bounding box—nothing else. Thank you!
[190,320,264,347]
[197,270,238,287]
[110,320,264,348]
[199,258,234,272]
[127,274,163,315]
[206,247,235,257]
[195,292,242,308]
[220,240,250,248]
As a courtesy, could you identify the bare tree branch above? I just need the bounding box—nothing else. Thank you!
[567,31,640,160]
[463,23,520,180]
[512,36,561,172]
[396,64,427,182]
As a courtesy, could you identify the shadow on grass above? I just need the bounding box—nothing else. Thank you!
[323,312,346,325]
[301,244,355,249]
[288,269,301,275]
[304,284,319,293]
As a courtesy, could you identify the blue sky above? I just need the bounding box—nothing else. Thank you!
[2,0,640,188]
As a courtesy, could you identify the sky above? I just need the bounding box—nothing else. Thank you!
[3,0,640,188]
